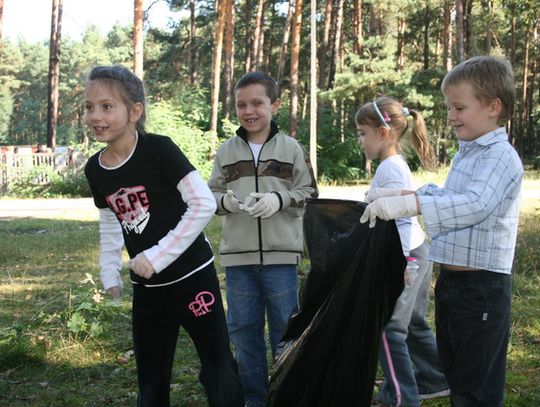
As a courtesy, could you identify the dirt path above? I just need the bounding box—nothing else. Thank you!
[1,184,538,220]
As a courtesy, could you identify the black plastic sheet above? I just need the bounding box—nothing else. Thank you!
[267,198,405,407]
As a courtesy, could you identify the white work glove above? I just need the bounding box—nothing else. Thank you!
[364,187,402,203]
[222,189,245,213]
[360,194,418,228]
[127,253,155,279]
[246,192,281,219]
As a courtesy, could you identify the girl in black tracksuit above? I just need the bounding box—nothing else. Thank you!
[84,65,243,407]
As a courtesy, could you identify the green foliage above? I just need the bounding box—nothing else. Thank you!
[64,273,121,339]
[146,100,214,178]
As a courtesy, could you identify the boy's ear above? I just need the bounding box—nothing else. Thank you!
[488,97,502,117]
[130,102,144,122]
[272,98,281,114]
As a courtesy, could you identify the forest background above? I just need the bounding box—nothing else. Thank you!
[0,0,539,191]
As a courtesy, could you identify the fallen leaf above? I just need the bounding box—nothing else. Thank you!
[117,349,135,364]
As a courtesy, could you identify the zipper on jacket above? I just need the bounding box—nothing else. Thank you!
[244,137,266,265]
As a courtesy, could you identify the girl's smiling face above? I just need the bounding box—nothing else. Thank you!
[84,80,140,144]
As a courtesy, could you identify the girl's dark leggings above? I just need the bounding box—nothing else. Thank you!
[132,263,244,407]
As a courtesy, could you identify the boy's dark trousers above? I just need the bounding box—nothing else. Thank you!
[435,268,511,407]
[132,263,244,407]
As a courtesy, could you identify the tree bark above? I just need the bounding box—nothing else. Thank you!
[327,0,344,88]
[0,0,4,66]
[353,0,363,55]
[423,4,431,70]
[455,0,465,62]
[250,0,265,71]
[47,0,63,151]
[133,0,144,79]
[244,0,252,72]
[518,22,530,156]
[318,0,333,90]
[486,0,493,53]
[189,0,197,85]
[277,0,295,92]
[289,0,303,139]
[210,0,226,153]
[443,0,452,71]
[396,16,406,70]
[222,0,235,119]
[310,0,317,178]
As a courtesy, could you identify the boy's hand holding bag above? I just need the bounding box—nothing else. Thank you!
[360,194,419,228]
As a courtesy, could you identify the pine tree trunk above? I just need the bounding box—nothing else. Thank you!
[396,16,406,70]
[464,0,472,56]
[222,0,235,120]
[327,0,343,88]
[244,0,252,72]
[443,0,452,71]
[455,0,465,62]
[277,0,295,92]
[0,0,4,66]
[486,0,493,53]
[250,0,265,71]
[423,4,430,70]
[289,0,303,139]
[318,0,333,90]
[210,0,226,154]
[189,0,197,85]
[47,0,63,151]
[133,0,144,79]
[353,0,363,55]
[518,22,530,156]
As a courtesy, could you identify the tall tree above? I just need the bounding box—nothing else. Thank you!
[423,3,431,70]
[133,0,144,78]
[277,0,295,91]
[47,0,63,151]
[222,0,235,119]
[189,0,197,84]
[309,0,317,178]
[353,0,363,55]
[486,0,493,53]
[0,0,4,66]
[443,0,452,71]
[250,0,266,71]
[455,0,465,62]
[244,0,252,72]
[327,0,344,88]
[318,0,333,90]
[289,0,303,138]
[210,0,226,152]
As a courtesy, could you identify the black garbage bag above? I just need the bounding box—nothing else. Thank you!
[267,198,405,407]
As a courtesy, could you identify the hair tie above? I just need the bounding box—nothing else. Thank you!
[402,107,410,116]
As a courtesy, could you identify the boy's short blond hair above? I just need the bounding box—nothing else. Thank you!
[441,56,515,123]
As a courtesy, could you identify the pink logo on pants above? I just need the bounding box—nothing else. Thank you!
[188,291,215,317]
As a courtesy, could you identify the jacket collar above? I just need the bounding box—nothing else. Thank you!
[236,120,279,143]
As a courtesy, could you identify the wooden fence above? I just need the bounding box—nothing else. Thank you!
[0,151,77,192]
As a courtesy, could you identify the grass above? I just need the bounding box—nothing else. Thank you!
[0,175,539,406]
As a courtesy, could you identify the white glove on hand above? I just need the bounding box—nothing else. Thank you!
[364,187,402,203]
[359,194,418,228]
[222,189,244,213]
[247,192,281,219]
[127,253,155,279]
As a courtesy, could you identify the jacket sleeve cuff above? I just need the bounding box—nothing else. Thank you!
[274,191,290,210]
